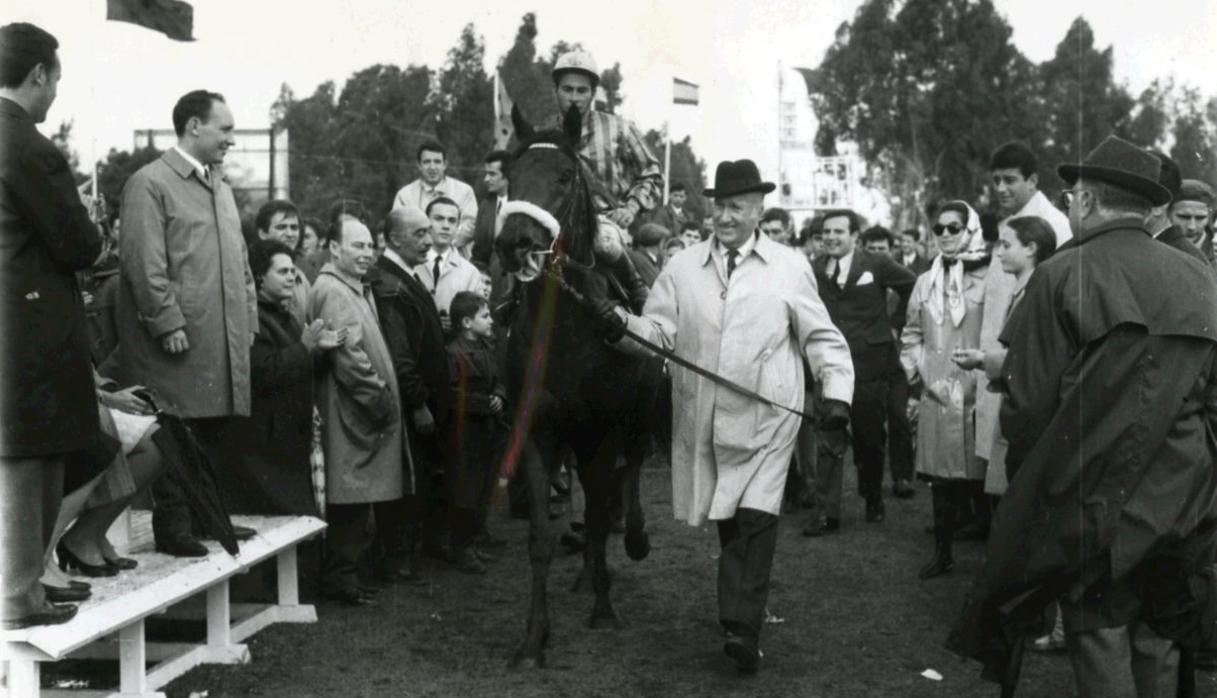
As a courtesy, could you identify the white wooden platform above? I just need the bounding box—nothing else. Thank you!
[0,513,325,697]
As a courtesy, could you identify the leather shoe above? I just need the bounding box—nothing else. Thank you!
[2,602,77,629]
[155,535,209,558]
[892,479,915,499]
[802,517,840,537]
[103,555,138,570]
[865,498,885,523]
[44,584,91,603]
[723,633,761,674]
[231,525,256,541]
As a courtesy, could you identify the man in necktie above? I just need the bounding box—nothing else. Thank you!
[596,159,853,674]
[471,150,514,318]
[808,210,916,537]
[414,197,483,330]
[391,140,478,253]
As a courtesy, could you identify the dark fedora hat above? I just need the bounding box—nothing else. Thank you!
[704,159,776,198]
[1057,136,1171,206]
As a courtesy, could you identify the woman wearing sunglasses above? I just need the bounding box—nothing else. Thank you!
[900,200,989,580]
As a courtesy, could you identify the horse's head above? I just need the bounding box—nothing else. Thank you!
[496,105,597,282]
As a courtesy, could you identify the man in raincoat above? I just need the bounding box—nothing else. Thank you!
[948,136,1217,697]
[601,159,854,674]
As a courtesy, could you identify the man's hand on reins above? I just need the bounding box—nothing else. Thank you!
[589,297,627,343]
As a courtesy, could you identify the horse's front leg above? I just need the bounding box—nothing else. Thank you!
[510,439,555,669]
[579,435,623,630]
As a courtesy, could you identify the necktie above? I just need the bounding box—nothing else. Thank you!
[726,249,739,278]
[832,260,842,287]
[431,256,442,294]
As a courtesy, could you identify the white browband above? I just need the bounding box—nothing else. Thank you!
[496,199,561,239]
[527,142,560,151]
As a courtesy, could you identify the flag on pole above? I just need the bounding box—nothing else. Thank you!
[673,77,699,106]
[107,0,194,42]
[493,72,514,150]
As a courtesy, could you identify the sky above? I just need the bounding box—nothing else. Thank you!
[7,0,1217,182]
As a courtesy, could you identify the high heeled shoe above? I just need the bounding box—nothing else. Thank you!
[57,542,117,577]
[102,555,138,571]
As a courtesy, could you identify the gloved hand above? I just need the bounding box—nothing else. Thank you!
[589,297,626,343]
[819,399,851,431]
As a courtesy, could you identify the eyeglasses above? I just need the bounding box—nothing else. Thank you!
[932,223,964,236]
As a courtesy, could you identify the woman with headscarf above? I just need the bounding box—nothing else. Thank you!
[900,200,989,580]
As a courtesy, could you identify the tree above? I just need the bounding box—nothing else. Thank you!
[434,23,494,182]
[643,131,707,220]
[498,13,558,126]
[1170,87,1217,186]
[97,145,163,212]
[1126,79,1173,151]
[1036,17,1135,191]
[811,0,1040,226]
[598,62,623,114]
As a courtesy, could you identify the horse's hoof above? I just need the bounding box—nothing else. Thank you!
[624,529,651,561]
[587,609,624,630]
[509,649,546,670]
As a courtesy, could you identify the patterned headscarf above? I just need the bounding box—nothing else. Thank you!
[926,201,984,328]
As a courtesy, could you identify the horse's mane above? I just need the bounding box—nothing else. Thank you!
[512,128,599,266]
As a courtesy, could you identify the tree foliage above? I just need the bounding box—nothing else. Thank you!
[643,131,707,219]
[809,1,1215,226]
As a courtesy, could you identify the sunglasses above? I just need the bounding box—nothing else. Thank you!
[932,223,965,236]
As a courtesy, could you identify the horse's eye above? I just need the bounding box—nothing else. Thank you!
[558,169,573,185]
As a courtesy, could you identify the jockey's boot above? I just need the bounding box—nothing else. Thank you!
[606,250,649,313]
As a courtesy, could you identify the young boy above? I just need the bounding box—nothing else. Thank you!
[444,291,506,573]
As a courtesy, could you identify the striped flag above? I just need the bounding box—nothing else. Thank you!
[107,0,194,41]
[673,77,699,106]
[493,72,514,150]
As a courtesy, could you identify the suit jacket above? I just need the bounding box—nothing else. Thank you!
[0,98,107,457]
[628,248,662,288]
[899,252,931,275]
[365,255,452,424]
[814,248,916,381]
[648,204,687,236]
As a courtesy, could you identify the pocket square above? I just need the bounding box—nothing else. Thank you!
[856,271,875,285]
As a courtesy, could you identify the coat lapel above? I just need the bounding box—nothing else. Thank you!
[843,249,867,291]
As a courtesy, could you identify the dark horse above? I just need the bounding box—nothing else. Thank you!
[496,106,661,669]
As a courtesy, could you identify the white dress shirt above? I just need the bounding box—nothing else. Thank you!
[827,249,855,287]
[711,230,759,281]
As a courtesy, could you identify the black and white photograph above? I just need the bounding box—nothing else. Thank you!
[2,0,1216,695]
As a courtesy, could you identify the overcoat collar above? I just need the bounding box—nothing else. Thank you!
[318,262,370,296]
[1072,215,1148,245]
[162,147,216,191]
[0,97,32,123]
[700,229,773,267]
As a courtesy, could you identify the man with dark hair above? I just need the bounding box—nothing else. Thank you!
[759,207,794,245]
[392,139,477,252]
[680,219,703,247]
[1146,151,1208,265]
[117,88,257,557]
[366,207,457,575]
[630,222,667,287]
[807,209,916,535]
[0,21,113,629]
[974,140,1074,542]
[1174,179,1215,253]
[415,196,482,324]
[896,228,930,273]
[950,136,1217,697]
[255,199,310,323]
[650,182,689,234]
[472,149,513,311]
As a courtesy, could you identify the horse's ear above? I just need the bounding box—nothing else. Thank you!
[511,104,534,142]
[562,105,582,145]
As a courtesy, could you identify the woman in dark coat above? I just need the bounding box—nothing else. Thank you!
[219,240,344,517]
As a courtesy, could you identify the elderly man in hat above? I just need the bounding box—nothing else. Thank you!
[597,160,854,674]
[948,136,1217,697]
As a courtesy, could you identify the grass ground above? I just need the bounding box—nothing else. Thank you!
[136,464,1217,697]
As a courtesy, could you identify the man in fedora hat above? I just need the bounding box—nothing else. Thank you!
[947,135,1217,697]
[596,159,854,674]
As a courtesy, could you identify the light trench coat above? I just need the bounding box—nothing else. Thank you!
[116,149,257,418]
[900,264,988,481]
[621,233,853,525]
[307,264,404,505]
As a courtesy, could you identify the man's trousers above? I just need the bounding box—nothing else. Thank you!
[813,374,887,519]
[884,346,914,483]
[152,416,228,544]
[716,508,779,639]
[0,455,64,620]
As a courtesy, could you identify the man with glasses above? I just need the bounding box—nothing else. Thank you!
[950,136,1217,697]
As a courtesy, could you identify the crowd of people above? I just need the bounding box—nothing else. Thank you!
[4,18,1217,697]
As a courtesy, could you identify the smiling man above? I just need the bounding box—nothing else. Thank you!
[392,140,478,253]
[599,159,853,675]
[117,89,258,557]
[308,215,404,605]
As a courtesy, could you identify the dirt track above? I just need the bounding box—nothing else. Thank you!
[152,464,1217,697]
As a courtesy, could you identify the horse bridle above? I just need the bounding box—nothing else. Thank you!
[514,141,596,284]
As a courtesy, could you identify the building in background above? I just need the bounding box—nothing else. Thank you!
[133,127,289,215]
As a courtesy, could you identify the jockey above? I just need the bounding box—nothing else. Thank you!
[548,50,662,311]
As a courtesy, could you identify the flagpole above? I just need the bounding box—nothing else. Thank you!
[493,71,501,140]
[663,121,672,206]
